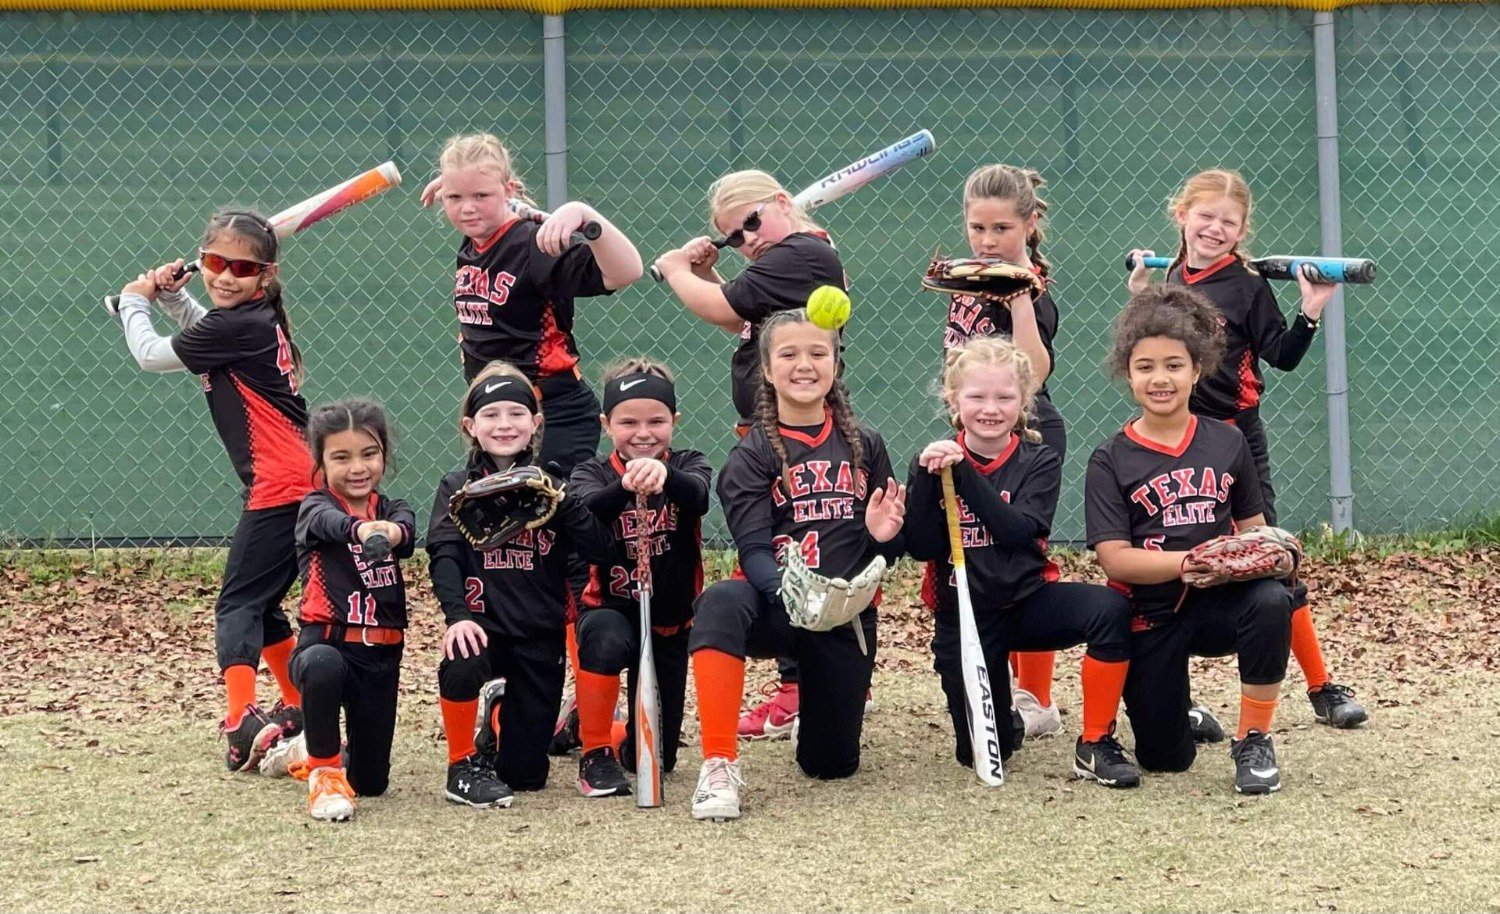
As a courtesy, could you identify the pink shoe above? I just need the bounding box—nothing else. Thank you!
[738,681,799,741]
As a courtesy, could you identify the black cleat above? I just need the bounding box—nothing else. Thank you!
[445,755,514,808]
[1189,704,1226,744]
[577,746,632,798]
[1309,683,1368,729]
[474,678,506,757]
[1009,706,1027,753]
[1230,730,1282,795]
[1073,732,1141,788]
[267,701,305,741]
[222,703,282,772]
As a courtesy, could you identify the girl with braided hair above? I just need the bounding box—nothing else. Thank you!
[687,309,905,821]
[1127,167,1365,740]
[905,337,1137,788]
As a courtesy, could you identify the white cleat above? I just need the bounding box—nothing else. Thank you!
[307,767,356,822]
[1014,687,1063,739]
[259,732,308,778]
[691,757,745,822]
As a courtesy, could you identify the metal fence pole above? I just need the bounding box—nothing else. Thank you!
[1313,11,1355,534]
[542,14,569,209]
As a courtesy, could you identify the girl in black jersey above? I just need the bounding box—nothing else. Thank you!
[905,337,1137,788]
[427,362,609,810]
[112,210,313,773]
[655,169,848,742]
[942,163,1069,741]
[568,358,713,798]
[1127,168,1365,737]
[687,309,906,822]
[259,400,415,823]
[1084,286,1294,795]
[423,132,643,476]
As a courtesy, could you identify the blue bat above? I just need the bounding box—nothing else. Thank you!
[1126,253,1376,284]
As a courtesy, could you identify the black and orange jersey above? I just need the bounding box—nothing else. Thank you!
[295,488,416,629]
[905,433,1061,615]
[426,453,610,638]
[942,279,1059,402]
[453,218,612,382]
[570,449,713,627]
[1084,416,1265,622]
[1166,255,1317,417]
[170,295,313,510]
[718,412,897,581]
[720,232,846,421]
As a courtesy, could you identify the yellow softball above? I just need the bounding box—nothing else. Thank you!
[806,285,851,331]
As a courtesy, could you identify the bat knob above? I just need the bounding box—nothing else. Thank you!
[649,264,665,283]
[580,221,602,241]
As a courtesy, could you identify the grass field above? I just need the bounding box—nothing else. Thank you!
[2,546,1497,911]
[1,6,1496,546]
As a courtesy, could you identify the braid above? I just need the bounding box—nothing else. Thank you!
[825,379,864,483]
[755,378,794,494]
[1015,405,1043,444]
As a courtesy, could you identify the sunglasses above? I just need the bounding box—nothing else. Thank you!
[198,250,270,278]
[719,204,766,250]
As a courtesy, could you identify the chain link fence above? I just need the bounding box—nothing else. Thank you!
[1,4,1494,547]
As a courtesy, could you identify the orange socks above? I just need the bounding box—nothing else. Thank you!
[566,621,581,682]
[223,664,258,725]
[1080,656,1129,742]
[694,649,746,762]
[577,670,622,753]
[1237,694,1279,739]
[1289,605,1330,691]
[261,636,301,707]
[308,753,342,771]
[1014,651,1055,707]
[441,698,478,764]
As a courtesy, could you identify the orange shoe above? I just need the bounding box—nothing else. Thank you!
[307,767,355,822]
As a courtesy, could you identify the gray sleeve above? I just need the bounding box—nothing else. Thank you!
[156,287,209,330]
[117,294,189,373]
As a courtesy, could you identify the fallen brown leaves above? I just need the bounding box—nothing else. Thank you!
[2,547,1495,721]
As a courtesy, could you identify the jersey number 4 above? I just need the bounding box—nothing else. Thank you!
[346,593,377,626]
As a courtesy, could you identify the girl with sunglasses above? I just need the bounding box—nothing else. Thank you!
[654,169,850,744]
[110,209,315,774]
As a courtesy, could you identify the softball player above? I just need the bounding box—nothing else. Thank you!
[426,132,643,476]
[655,169,848,739]
[110,210,312,772]
[428,362,610,809]
[688,309,906,821]
[1085,285,1293,794]
[905,337,1137,788]
[568,358,712,797]
[1128,167,1366,737]
[259,400,415,822]
[941,163,1067,740]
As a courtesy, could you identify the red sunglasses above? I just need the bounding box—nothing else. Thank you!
[198,250,270,278]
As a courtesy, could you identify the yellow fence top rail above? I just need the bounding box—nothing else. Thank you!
[0,0,1487,14]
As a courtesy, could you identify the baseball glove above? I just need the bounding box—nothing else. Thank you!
[779,550,887,655]
[448,466,565,550]
[1180,525,1302,589]
[360,531,393,565]
[921,255,1046,307]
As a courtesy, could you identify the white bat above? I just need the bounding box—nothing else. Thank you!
[633,493,664,808]
[941,467,1004,787]
[650,129,936,280]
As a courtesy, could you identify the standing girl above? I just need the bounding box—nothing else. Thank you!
[688,309,906,821]
[905,337,1138,788]
[940,163,1067,740]
[260,400,415,822]
[111,210,312,771]
[655,169,848,739]
[1085,285,1294,794]
[1127,168,1365,736]
[426,362,610,808]
[568,358,713,797]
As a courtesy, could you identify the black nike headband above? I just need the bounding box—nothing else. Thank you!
[465,376,539,417]
[602,372,677,415]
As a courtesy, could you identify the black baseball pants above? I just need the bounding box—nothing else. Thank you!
[290,630,403,796]
[215,504,298,670]
[576,606,691,774]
